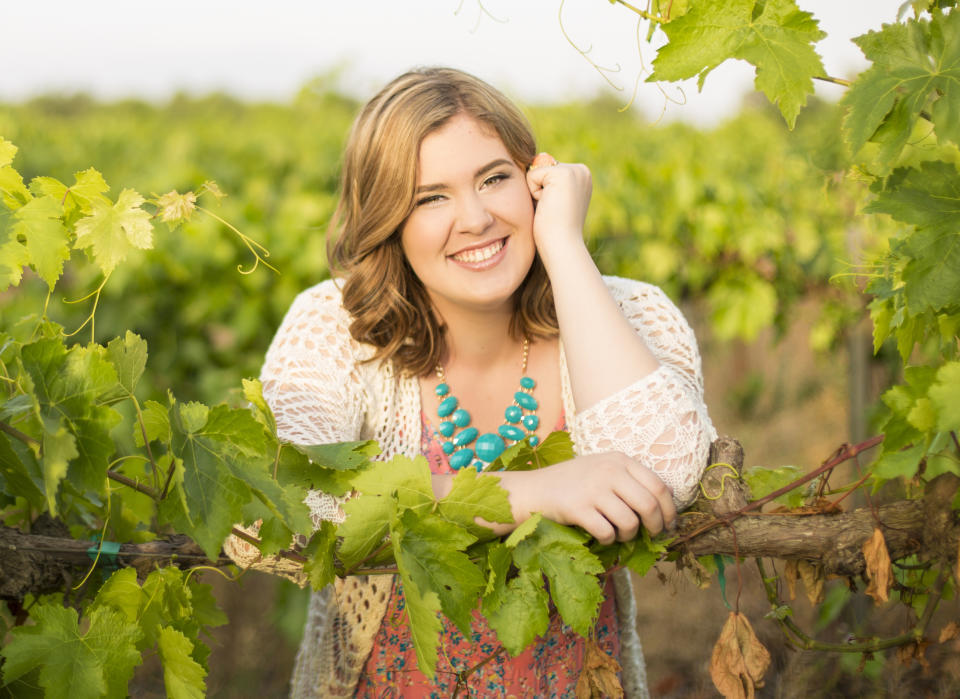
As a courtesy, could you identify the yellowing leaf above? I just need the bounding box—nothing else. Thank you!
[200,180,226,201]
[14,195,69,289]
[0,239,30,290]
[863,527,892,604]
[783,559,799,601]
[709,611,771,699]
[939,621,960,643]
[0,138,16,167]
[156,189,197,224]
[74,188,153,274]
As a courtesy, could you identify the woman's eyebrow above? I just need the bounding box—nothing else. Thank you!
[415,158,514,194]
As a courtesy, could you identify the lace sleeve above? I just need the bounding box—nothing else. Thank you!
[571,279,716,508]
[260,280,366,527]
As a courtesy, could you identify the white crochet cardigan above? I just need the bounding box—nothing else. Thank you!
[258,275,716,698]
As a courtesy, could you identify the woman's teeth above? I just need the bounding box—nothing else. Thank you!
[452,239,504,263]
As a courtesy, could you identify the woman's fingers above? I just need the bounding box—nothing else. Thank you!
[624,463,677,533]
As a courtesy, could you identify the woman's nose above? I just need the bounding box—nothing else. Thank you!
[454,192,493,235]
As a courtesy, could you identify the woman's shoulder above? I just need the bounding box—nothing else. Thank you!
[600,275,676,308]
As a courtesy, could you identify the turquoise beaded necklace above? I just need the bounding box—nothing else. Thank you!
[434,338,539,472]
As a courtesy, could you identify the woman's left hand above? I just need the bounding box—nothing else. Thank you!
[526,152,592,267]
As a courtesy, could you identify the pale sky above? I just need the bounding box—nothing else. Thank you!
[2,0,904,124]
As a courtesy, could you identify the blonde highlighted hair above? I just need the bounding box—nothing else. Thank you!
[328,67,558,376]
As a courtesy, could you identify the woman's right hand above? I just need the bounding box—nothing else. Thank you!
[494,453,677,545]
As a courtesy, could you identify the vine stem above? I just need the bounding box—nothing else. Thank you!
[130,396,162,494]
[0,420,40,448]
[106,470,159,499]
[671,435,884,549]
[814,75,853,87]
[756,559,946,654]
[611,0,663,23]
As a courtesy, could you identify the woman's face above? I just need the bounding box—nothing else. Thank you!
[400,113,535,320]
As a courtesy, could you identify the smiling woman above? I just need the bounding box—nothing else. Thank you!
[247,67,716,697]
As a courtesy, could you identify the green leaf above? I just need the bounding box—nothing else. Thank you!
[397,577,442,678]
[351,454,433,510]
[73,188,153,274]
[1,604,141,699]
[13,195,69,289]
[0,138,15,167]
[157,627,207,699]
[864,162,960,313]
[483,568,550,656]
[89,568,142,623]
[929,361,960,431]
[134,399,171,447]
[492,430,574,471]
[294,440,380,471]
[743,464,807,508]
[872,441,925,481]
[649,0,826,127]
[620,528,669,577]
[0,432,46,510]
[302,520,338,589]
[843,11,960,157]
[0,239,30,290]
[504,512,543,548]
[106,331,147,395]
[0,142,31,208]
[41,420,78,515]
[511,518,604,637]
[437,468,513,536]
[393,510,483,636]
[242,378,276,433]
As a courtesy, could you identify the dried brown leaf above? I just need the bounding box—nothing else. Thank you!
[709,611,771,699]
[798,560,824,605]
[939,621,960,643]
[896,639,930,670]
[862,528,892,604]
[575,637,624,699]
[783,560,799,601]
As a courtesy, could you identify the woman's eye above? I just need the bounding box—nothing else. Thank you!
[415,194,444,207]
[482,173,509,188]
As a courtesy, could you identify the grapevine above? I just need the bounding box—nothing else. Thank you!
[1,1,959,697]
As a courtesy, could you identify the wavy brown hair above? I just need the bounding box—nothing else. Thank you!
[328,67,558,377]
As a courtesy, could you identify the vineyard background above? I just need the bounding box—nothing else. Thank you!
[2,2,960,697]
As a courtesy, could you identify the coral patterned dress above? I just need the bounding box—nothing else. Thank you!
[354,414,621,698]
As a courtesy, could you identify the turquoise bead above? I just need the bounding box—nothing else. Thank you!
[439,421,455,438]
[442,441,455,455]
[514,391,538,411]
[437,396,458,417]
[520,376,535,389]
[435,383,449,397]
[453,426,479,447]
[451,408,471,427]
[450,448,474,470]
[521,414,539,431]
[504,405,522,423]
[474,461,483,471]
[498,424,525,442]
[475,433,506,462]
[528,435,539,446]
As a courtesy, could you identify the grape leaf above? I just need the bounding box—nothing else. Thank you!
[89,568,142,623]
[73,188,153,274]
[437,468,513,536]
[29,169,110,217]
[397,577,442,678]
[286,439,380,495]
[620,528,669,577]
[163,402,260,560]
[0,238,30,290]
[511,518,604,637]
[242,378,275,433]
[157,627,207,699]
[393,509,484,636]
[843,11,960,158]
[743,464,807,508]
[929,361,960,431]
[351,454,434,510]
[294,439,380,471]
[864,163,960,313]
[483,567,550,656]
[337,490,394,570]
[13,195,68,289]
[106,331,147,395]
[0,140,31,209]
[648,0,826,128]
[0,432,46,509]
[41,421,78,515]
[1,604,141,699]
[133,399,171,446]
[302,520,338,589]
[492,430,574,471]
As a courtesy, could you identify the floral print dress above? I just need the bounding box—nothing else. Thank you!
[354,414,621,698]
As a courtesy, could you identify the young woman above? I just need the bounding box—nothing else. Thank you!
[258,67,715,697]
